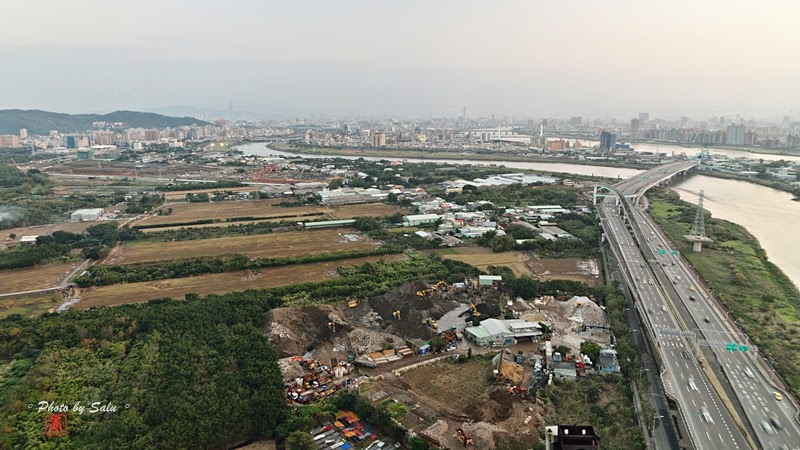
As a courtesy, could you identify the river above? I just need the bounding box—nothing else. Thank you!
[632,143,800,163]
[237,142,800,290]
[238,143,643,180]
[670,176,800,290]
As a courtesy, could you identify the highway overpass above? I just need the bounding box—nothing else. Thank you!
[598,161,800,450]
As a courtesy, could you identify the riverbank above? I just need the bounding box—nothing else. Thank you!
[647,188,800,399]
[267,142,650,170]
[696,169,800,198]
[629,140,800,157]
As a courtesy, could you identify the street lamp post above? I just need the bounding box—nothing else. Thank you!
[651,414,664,447]
[639,368,649,384]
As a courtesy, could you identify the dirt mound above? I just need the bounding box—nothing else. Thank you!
[476,302,502,317]
[465,387,514,422]
[344,281,459,340]
[269,305,350,358]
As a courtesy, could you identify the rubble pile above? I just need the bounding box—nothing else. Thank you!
[564,296,608,327]
[269,305,352,358]
[330,328,401,355]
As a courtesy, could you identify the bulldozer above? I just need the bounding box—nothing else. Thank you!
[347,299,359,308]
[455,428,473,447]
[392,310,401,320]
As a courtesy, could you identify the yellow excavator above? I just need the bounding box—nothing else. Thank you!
[470,302,481,317]
[417,281,447,297]
[425,318,439,330]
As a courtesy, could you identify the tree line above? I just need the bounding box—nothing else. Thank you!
[73,244,405,287]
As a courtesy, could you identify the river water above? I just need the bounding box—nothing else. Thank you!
[670,176,800,290]
[238,143,643,180]
[237,142,800,290]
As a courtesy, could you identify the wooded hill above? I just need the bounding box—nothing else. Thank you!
[0,109,209,135]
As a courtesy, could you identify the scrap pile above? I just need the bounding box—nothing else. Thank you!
[284,357,364,405]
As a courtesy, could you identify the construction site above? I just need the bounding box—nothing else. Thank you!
[268,276,616,449]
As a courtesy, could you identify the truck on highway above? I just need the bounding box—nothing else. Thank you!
[689,286,695,293]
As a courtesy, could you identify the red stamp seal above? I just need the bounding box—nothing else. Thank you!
[45,413,68,437]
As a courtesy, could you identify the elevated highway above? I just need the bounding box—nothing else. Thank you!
[597,160,800,449]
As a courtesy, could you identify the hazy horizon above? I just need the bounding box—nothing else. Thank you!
[1,0,799,119]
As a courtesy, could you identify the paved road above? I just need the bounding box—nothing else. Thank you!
[603,160,800,450]
[629,205,800,450]
[600,202,749,450]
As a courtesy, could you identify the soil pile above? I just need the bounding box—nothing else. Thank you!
[269,305,350,357]
[344,281,459,340]
[466,387,514,422]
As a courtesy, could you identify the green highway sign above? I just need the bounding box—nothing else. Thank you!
[671,251,679,256]
[658,249,667,255]
[739,345,748,352]
[725,343,738,352]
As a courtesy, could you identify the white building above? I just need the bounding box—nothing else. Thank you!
[402,214,440,226]
[726,124,746,145]
[70,208,104,222]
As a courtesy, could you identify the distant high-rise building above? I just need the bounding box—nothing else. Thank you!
[638,112,649,124]
[630,118,640,136]
[0,135,20,148]
[725,124,746,145]
[91,131,117,146]
[599,131,617,151]
[744,131,757,146]
[19,128,28,139]
[569,116,582,126]
[64,135,90,148]
[372,131,386,147]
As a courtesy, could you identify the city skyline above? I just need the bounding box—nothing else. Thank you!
[1,0,799,118]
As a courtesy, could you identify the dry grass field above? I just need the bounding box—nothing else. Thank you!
[137,200,319,226]
[105,228,378,265]
[527,258,601,285]
[442,247,600,285]
[0,293,60,319]
[134,200,407,228]
[0,263,80,294]
[78,254,407,308]
[442,247,535,277]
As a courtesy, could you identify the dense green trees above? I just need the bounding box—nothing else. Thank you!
[0,290,287,449]
[0,224,141,270]
[124,193,164,214]
[580,340,602,365]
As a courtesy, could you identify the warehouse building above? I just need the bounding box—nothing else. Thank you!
[70,208,104,222]
[402,214,440,227]
[465,318,542,347]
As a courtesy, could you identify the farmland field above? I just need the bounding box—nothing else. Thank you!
[134,200,407,228]
[0,262,80,294]
[105,228,378,265]
[136,200,320,226]
[442,247,600,284]
[78,254,407,308]
[442,247,534,277]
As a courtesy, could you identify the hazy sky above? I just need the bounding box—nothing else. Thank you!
[1,0,799,119]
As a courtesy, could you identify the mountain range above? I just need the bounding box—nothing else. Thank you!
[0,110,211,135]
